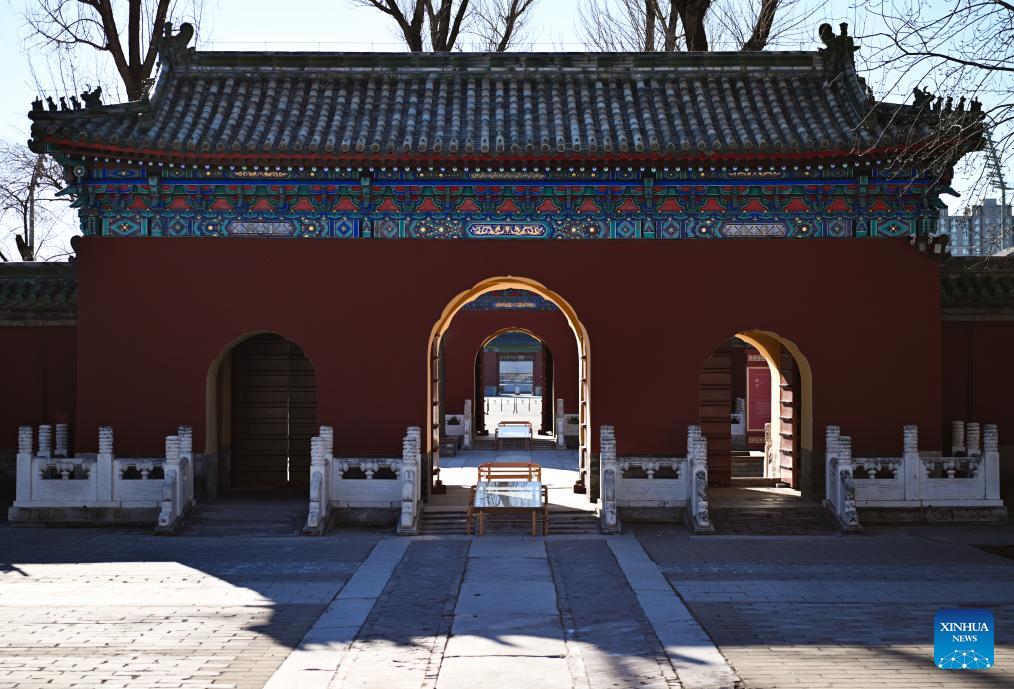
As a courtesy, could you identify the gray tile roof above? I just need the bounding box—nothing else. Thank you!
[0,262,77,324]
[941,256,1014,311]
[28,48,977,165]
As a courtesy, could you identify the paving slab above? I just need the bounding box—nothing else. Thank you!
[443,631,568,658]
[328,540,469,689]
[608,536,739,689]
[263,538,409,689]
[436,655,574,689]
[467,537,547,559]
[546,539,680,689]
[455,581,558,616]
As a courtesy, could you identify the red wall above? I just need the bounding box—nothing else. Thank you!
[73,237,944,475]
[0,325,77,450]
[942,321,1014,444]
[442,309,578,413]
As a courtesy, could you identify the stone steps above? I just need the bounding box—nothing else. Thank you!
[468,436,559,451]
[710,505,834,535]
[181,500,307,537]
[731,452,765,477]
[420,508,601,535]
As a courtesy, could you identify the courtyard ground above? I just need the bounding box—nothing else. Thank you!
[0,521,1011,689]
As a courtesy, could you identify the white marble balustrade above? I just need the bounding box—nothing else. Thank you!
[600,425,712,534]
[12,424,195,527]
[304,425,422,534]
[825,423,1004,521]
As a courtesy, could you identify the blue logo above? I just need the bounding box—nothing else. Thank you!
[935,609,994,669]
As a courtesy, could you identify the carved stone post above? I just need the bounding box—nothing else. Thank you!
[825,425,841,503]
[951,420,966,456]
[687,425,713,533]
[764,422,777,479]
[966,422,981,457]
[398,426,422,535]
[96,426,115,504]
[555,398,566,449]
[902,425,920,502]
[159,435,181,528]
[54,424,69,458]
[318,425,334,521]
[837,435,860,530]
[599,425,619,533]
[37,425,52,459]
[307,436,326,530]
[984,424,1001,501]
[462,399,473,450]
[15,426,34,504]
[178,425,193,507]
[320,425,334,459]
[98,426,114,455]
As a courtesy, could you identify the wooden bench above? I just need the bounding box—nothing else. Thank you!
[477,461,541,482]
[495,421,533,452]
[439,435,461,456]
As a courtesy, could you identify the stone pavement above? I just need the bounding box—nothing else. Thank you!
[0,525,380,689]
[1,522,1013,688]
[635,522,1014,689]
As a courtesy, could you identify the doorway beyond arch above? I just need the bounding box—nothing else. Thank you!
[474,327,554,437]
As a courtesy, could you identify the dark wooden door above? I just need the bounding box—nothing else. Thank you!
[231,334,316,489]
[699,340,732,485]
[541,344,553,434]
[474,349,486,434]
[778,350,800,488]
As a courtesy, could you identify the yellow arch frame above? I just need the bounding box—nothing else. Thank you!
[427,277,591,478]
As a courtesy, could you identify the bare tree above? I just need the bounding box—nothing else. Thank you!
[581,0,813,52]
[352,0,539,51]
[25,0,204,101]
[471,0,539,51]
[863,0,1013,255]
[15,1,202,262]
[0,141,72,263]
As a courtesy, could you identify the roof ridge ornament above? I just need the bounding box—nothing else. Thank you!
[81,85,103,111]
[160,21,195,66]
[817,22,859,80]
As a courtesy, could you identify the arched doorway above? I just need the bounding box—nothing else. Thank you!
[698,330,813,496]
[428,277,591,499]
[206,332,318,492]
[473,327,554,437]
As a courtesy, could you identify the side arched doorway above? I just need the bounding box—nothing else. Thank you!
[698,330,813,496]
[207,332,318,492]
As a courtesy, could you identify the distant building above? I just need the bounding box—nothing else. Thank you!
[940,198,1013,256]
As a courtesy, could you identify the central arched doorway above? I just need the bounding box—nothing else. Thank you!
[427,277,591,503]
[207,332,318,492]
